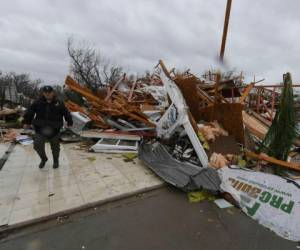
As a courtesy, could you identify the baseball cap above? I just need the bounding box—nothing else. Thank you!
[42,85,54,92]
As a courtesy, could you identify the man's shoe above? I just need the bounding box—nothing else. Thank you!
[39,159,48,169]
[53,161,59,169]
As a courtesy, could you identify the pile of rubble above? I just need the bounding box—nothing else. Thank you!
[0,107,23,128]
[1,60,300,242]
[64,73,166,131]
[61,60,300,241]
[59,61,300,178]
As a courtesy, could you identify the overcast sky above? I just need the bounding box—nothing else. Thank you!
[1,0,300,85]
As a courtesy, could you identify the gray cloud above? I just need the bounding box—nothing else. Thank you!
[0,0,300,84]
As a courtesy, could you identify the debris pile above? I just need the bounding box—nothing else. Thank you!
[209,153,229,169]
[2,59,300,242]
[0,129,17,142]
[0,107,23,128]
[60,60,300,178]
[198,122,229,142]
[0,128,33,145]
[64,74,166,131]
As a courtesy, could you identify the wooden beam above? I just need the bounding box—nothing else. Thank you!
[220,0,232,62]
[158,59,172,79]
[65,76,156,127]
[214,72,221,103]
[245,151,300,172]
[240,82,255,103]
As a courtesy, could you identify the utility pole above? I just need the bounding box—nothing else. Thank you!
[220,0,232,63]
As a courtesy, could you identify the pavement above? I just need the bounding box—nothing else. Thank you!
[0,142,163,226]
[0,187,297,250]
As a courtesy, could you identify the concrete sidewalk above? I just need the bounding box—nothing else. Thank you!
[0,142,163,226]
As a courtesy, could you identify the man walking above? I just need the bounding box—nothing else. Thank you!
[23,86,73,169]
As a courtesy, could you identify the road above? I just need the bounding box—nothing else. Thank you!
[0,187,296,250]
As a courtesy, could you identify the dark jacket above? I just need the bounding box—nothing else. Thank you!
[23,96,73,135]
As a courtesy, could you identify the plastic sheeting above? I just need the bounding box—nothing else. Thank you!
[138,142,221,193]
[219,166,300,241]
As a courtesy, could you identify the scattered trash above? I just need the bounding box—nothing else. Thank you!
[210,153,229,169]
[70,112,91,134]
[81,131,141,141]
[16,135,33,145]
[2,58,300,243]
[122,152,138,162]
[0,129,17,142]
[188,191,216,203]
[0,108,19,117]
[198,122,228,142]
[87,156,96,162]
[56,215,69,222]
[60,129,81,142]
[226,208,235,215]
[214,199,234,209]
[91,137,139,154]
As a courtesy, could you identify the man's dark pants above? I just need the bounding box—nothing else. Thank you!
[33,133,60,163]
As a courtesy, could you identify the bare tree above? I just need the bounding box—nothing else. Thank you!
[0,71,44,108]
[11,73,41,99]
[0,71,5,109]
[67,37,123,92]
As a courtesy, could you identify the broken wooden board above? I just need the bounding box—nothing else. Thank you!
[243,111,300,147]
[242,111,268,140]
[174,75,213,121]
[0,108,19,117]
[79,131,141,141]
[245,151,300,172]
[240,82,255,103]
[65,76,156,127]
[208,135,240,157]
[201,103,245,145]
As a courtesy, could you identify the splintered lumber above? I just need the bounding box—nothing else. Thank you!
[220,0,232,62]
[174,76,212,121]
[240,82,255,103]
[65,76,105,105]
[245,151,300,172]
[65,101,108,128]
[0,108,18,117]
[242,111,268,139]
[105,74,126,101]
[250,111,272,127]
[243,111,300,147]
[201,103,244,144]
[197,88,214,105]
[210,152,229,169]
[1,129,17,142]
[158,59,172,79]
[214,72,221,104]
[65,76,155,127]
